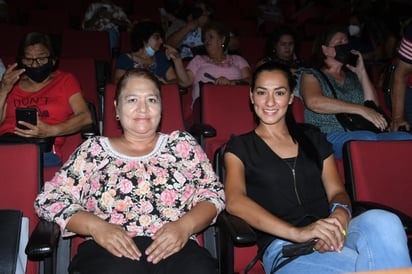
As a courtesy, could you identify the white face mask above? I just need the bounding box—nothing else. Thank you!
[145,46,156,57]
[348,24,361,37]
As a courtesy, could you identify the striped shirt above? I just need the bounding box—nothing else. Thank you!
[398,24,412,87]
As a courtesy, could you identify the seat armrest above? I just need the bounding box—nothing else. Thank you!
[218,211,257,245]
[25,219,60,261]
[189,123,217,138]
[81,123,99,139]
[352,201,412,234]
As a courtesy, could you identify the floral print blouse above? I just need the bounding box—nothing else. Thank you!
[35,130,225,238]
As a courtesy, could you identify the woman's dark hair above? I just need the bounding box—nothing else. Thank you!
[252,61,322,168]
[311,26,348,69]
[264,26,297,58]
[18,32,56,59]
[130,21,164,52]
[202,20,230,50]
[115,68,162,103]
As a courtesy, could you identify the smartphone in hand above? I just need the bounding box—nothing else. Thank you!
[15,107,37,129]
[347,52,358,67]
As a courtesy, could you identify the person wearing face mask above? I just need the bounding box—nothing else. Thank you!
[224,61,411,274]
[295,26,412,159]
[113,21,178,85]
[0,32,93,167]
[347,14,393,63]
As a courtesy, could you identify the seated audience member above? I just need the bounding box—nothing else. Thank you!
[113,21,177,85]
[166,20,251,110]
[166,4,211,60]
[0,58,5,78]
[295,26,412,159]
[163,1,193,36]
[347,13,393,63]
[166,0,239,60]
[390,22,412,132]
[82,0,131,52]
[34,68,225,274]
[256,26,303,73]
[224,61,412,274]
[0,32,92,167]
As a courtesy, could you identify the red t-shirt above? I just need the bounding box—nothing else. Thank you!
[0,70,81,157]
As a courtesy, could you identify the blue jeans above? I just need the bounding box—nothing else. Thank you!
[326,131,412,159]
[262,210,411,274]
[43,152,62,167]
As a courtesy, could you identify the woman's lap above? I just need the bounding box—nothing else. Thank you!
[69,237,217,274]
[326,130,412,159]
[262,210,411,274]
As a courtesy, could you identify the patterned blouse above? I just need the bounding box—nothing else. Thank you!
[295,67,364,133]
[35,131,225,238]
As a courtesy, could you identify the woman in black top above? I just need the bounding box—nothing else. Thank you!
[224,61,411,273]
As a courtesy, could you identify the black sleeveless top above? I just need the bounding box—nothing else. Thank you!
[225,125,334,250]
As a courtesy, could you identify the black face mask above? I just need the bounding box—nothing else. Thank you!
[19,60,54,83]
[334,44,357,66]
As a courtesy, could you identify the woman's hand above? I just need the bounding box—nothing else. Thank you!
[391,118,411,132]
[14,115,55,138]
[145,220,191,264]
[215,76,232,85]
[296,217,346,253]
[156,76,168,84]
[0,63,25,94]
[90,221,141,260]
[164,44,180,61]
[346,50,367,76]
[360,105,388,130]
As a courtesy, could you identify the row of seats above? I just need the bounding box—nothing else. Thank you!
[2,130,411,274]
[1,80,412,273]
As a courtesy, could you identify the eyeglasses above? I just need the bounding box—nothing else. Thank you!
[20,56,50,66]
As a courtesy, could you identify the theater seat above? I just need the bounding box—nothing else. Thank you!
[0,143,59,274]
[190,83,256,166]
[343,140,412,252]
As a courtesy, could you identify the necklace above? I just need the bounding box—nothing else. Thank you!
[284,156,302,205]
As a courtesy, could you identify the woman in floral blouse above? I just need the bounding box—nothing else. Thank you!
[35,68,225,274]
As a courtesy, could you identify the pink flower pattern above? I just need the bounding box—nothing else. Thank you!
[35,131,225,237]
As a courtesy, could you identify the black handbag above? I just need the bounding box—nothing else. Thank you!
[318,70,390,133]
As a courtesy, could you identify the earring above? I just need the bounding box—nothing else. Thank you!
[221,43,225,48]
[116,115,120,121]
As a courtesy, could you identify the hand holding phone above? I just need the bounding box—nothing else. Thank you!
[15,107,37,130]
[347,52,358,67]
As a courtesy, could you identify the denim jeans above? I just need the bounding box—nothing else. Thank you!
[262,210,411,274]
[43,152,62,167]
[326,130,412,159]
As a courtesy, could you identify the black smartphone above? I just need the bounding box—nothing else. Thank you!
[15,107,37,129]
[347,52,358,67]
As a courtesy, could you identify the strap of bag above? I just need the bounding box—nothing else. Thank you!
[316,69,339,99]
